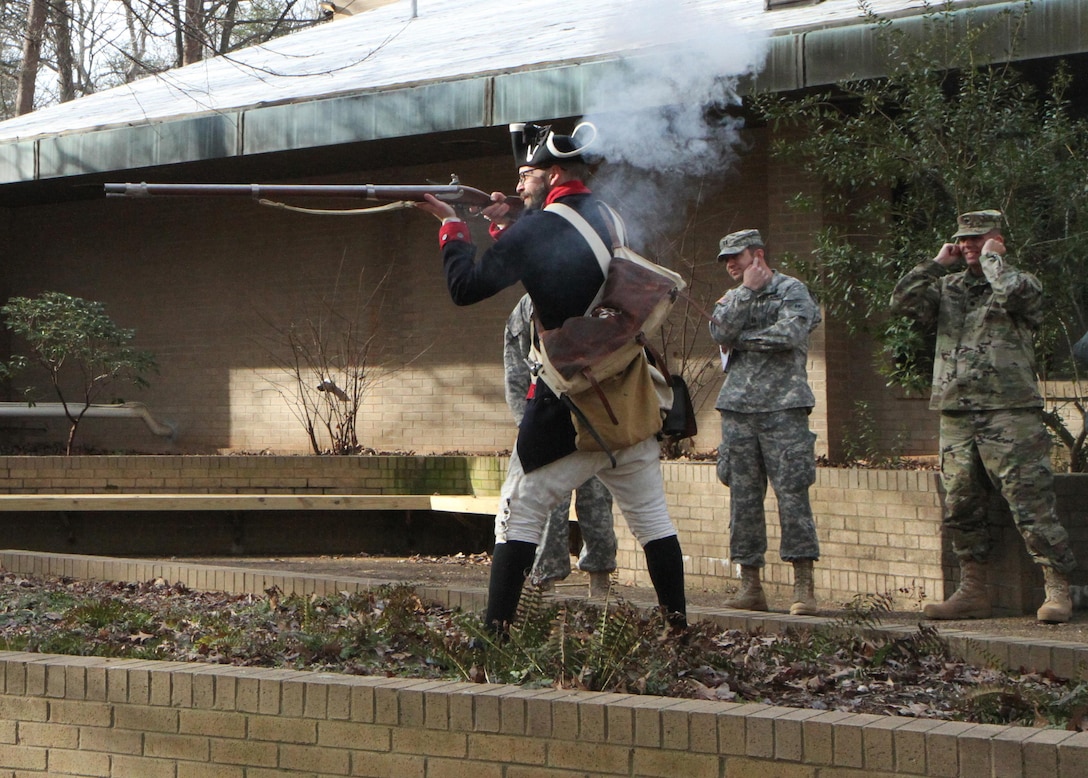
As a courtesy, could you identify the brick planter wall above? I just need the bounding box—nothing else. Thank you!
[0,649,1085,777]
[0,455,506,496]
[1,456,1085,616]
[1,551,1087,776]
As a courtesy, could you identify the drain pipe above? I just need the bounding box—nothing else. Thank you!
[0,402,176,438]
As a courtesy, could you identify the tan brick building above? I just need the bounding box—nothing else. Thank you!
[0,0,1083,461]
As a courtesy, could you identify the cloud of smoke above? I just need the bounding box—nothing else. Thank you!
[580,2,770,242]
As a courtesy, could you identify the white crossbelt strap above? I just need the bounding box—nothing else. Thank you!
[544,202,613,313]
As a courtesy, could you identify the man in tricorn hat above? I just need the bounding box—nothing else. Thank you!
[416,122,687,633]
[891,209,1077,623]
[709,229,823,616]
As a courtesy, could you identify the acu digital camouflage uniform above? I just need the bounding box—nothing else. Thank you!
[504,293,617,586]
[889,212,1076,576]
[709,231,822,570]
[1074,330,1088,369]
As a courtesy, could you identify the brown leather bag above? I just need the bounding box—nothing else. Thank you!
[568,352,671,453]
[537,255,679,390]
[534,203,685,448]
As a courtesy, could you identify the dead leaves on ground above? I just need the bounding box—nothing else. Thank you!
[0,571,1085,729]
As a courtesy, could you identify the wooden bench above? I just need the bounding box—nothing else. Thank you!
[0,494,498,515]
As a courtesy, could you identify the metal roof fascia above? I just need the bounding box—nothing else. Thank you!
[242,78,492,156]
[4,1,1088,186]
[493,59,655,124]
[802,0,1088,89]
[490,50,801,126]
[1012,0,1088,59]
[34,113,241,181]
[0,140,37,184]
[742,34,803,95]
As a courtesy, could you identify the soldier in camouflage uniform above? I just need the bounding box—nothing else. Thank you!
[890,209,1077,623]
[709,230,822,616]
[1074,330,1088,368]
[504,293,617,595]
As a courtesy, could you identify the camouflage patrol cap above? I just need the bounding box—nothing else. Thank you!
[951,209,1004,239]
[717,229,764,259]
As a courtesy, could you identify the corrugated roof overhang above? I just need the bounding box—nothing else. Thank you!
[1,0,1086,204]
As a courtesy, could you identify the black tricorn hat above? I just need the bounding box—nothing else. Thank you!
[509,121,599,168]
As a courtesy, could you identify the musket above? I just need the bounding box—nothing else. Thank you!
[103,179,522,215]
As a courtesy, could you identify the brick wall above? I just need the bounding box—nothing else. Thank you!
[4,455,1085,615]
[1,126,843,465]
[0,454,505,496]
[0,637,1084,777]
[2,153,737,459]
[631,463,950,611]
[620,465,1088,616]
[3,125,1078,480]
[1,551,1087,776]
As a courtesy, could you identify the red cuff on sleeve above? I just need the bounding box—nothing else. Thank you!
[439,220,472,248]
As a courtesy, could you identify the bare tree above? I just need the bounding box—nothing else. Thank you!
[149,0,322,67]
[1,0,325,120]
[0,2,26,114]
[119,0,153,82]
[14,0,47,114]
[49,0,74,101]
[182,0,201,63]
[259,259,426,456]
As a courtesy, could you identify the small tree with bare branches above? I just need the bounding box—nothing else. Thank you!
[261,263,418,455]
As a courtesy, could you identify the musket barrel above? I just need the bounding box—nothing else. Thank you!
[102,181,522,213]
[104,182,468,200]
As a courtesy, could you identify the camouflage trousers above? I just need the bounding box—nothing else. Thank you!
[717,408,820,567]
[940,409,1076,574]
[529,476,617,585]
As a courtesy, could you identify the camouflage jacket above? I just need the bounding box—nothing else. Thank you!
[709,272,821,413]
[503,294,534,424]
[1075,329,1088,369]
[889,252,1044,411]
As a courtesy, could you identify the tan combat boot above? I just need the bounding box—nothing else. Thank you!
[923,558,992,620]
[588,571,612,599]
[790,560,819,616]
[1036,567,1073,624]
[724,565,768,611]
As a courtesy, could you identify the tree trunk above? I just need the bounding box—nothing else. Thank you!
[50,0,76,103]
[218,0,240,54]
[121,0,149,82]
[170,0,184,67]
[184,0,204,64]
[15,0,49,115]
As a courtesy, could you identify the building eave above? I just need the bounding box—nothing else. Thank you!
[0,0,1084,203]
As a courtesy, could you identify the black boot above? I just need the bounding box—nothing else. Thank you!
[643,535,687,630]
[483,541,538,631]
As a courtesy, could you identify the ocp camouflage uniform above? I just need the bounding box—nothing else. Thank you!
[504,294,616,584]
[710,272,822,567]
[890,250,1076,573]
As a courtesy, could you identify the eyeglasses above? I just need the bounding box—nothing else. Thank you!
[518,170,545,183]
